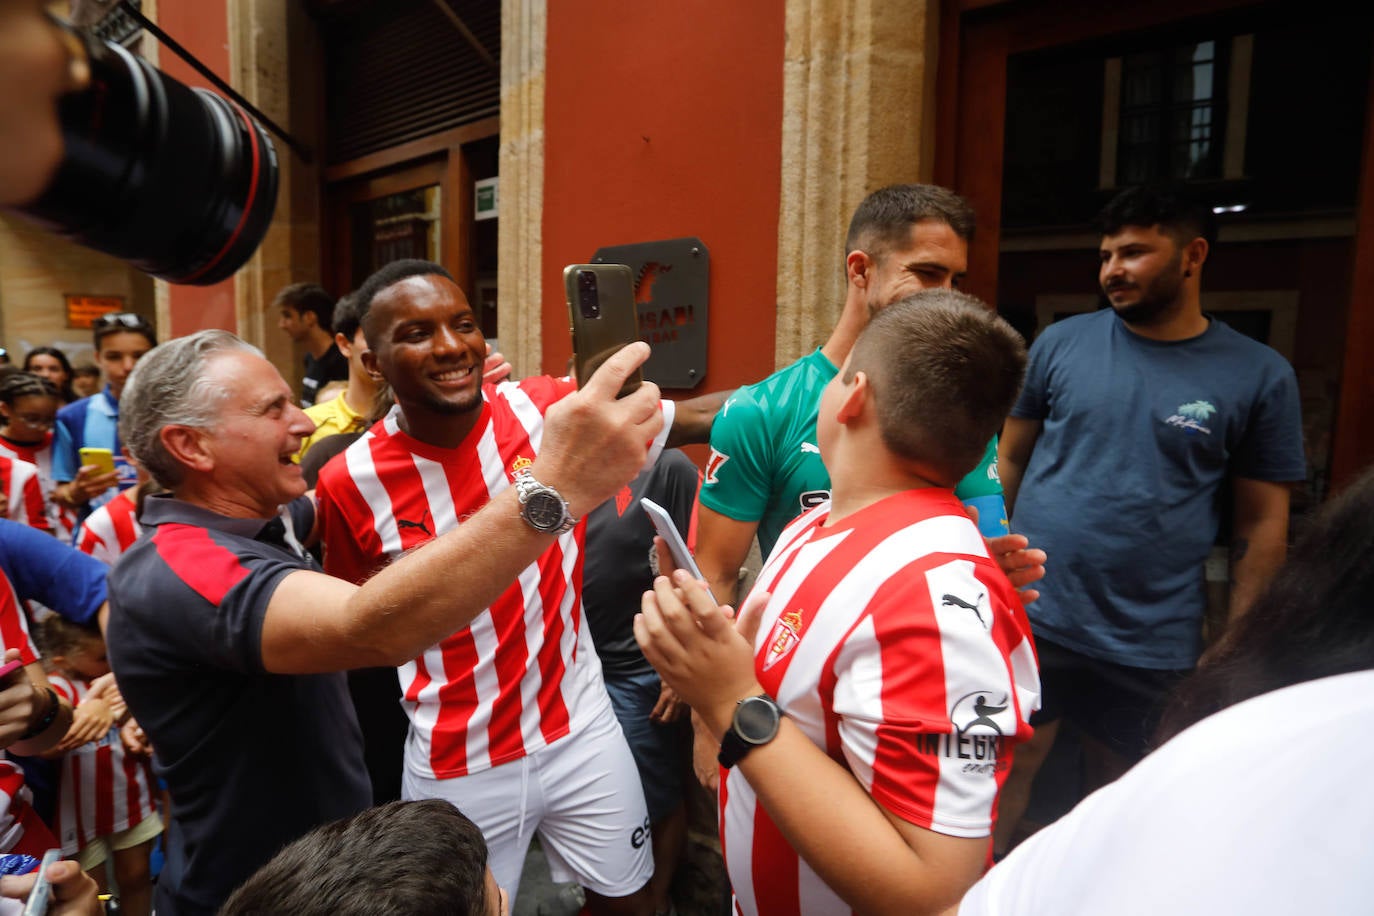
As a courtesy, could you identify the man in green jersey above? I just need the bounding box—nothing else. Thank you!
[698,184,1007,605]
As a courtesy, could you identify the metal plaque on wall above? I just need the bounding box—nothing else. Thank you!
[591,237,708,389]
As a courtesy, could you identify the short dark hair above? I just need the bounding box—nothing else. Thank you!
[845,290,1026,483]
[220,800,490,916]
[355,259,456,347]
[0,372,60,406]
[273,283,337,333]
[92,312,157,352]
[844,184,976,261]
[1094,182,1218,247]
[331,293,362,343]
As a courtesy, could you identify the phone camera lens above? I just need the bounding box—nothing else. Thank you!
[577,270,600,318]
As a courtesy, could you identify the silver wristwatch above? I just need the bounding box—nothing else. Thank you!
[513,468,577,534]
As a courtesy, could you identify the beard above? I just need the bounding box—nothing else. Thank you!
[1103,251,1186,327]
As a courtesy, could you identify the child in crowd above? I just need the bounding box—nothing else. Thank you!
[36,615,160,916]
[638,290,1040,916]
[21,347,76,406]
[0,374,71,538]
[69,365,101,401]
[0,452,49,533]
[74,473,158,564]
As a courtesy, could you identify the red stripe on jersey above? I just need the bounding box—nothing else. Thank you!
[8,801,56,859]
[94,744,113,837]
[867,568,943,830]
[532,540,574,745]
[152,523,252,606]
[476,588,532,768]
[314,457,386,586]
[18,466,50,532]
[108,497,140,553]
[750,800,800,915]
[0,572,38,665]
[426,633,483,774]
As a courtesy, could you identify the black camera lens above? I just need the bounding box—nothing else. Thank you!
[577,270,600,318]
[17,34,278,286]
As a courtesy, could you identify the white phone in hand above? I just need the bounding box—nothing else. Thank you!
[640,497,716,603]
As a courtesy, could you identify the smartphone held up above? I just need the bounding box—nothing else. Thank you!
[565,264,643,398]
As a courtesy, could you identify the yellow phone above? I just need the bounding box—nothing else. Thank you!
[79,447,117,477]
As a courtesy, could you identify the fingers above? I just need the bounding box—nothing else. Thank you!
[734,589,771,644]
[482,351,513,385]
[653,537,677,576]
[579,341,651,401]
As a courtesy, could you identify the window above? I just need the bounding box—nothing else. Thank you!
[1118,39,1228,184]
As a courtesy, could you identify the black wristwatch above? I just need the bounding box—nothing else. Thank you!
[513,469,577,534]
[718,694,783,768]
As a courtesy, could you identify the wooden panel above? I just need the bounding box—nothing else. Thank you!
[1331,50,1374,489]
[951,15,1008,305]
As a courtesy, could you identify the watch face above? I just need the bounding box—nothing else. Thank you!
[524,491,567,531]
[734,696,781,744]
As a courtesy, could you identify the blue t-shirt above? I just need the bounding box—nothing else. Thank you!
[53,387,137,520]
[0,519,108,625]
[1010,310,1304,669]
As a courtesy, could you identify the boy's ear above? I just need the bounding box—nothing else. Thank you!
[836,372,869,424]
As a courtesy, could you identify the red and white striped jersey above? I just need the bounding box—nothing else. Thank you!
[0,760,56,857]
[0,455,51,533]
[316,378,673,779]
[75,493,142,564]
[0,568,39,667]
[721,489,1041,916]
[48,674,159,857]
[0,434,75,539]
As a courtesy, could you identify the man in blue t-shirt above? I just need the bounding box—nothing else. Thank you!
[52,312,157,523]
[993,183,1305,854]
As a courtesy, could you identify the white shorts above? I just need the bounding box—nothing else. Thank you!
[403,701,653,903]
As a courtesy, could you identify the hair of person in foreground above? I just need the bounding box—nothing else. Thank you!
[219,799,496,916]
[1154,464,1374,745]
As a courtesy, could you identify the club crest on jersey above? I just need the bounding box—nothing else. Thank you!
[763,610,805,671]
[704,449,729,486]
[511,455,534,476]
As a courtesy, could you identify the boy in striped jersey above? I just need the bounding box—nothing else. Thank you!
[638,291,1041,916]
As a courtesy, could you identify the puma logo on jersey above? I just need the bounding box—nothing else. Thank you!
[397,510,434,539]
[704,449,729,485]
[800,441,820,454]
[942,592,987,628]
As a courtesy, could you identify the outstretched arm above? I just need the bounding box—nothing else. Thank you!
[260,343,665,674]
[664,389,733,448]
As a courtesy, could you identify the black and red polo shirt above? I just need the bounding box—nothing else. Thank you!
[106,494,369,916]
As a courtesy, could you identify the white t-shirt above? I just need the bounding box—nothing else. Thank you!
[960,669,1374,916]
